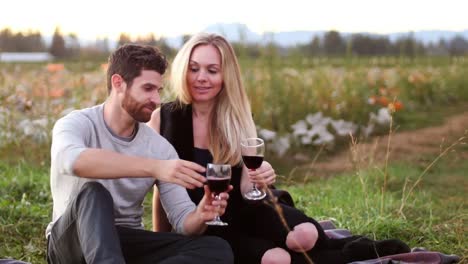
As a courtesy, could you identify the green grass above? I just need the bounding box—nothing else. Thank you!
[1,151,466,263]
[394,103,468,131]
[285,152,467,261]
[0,161,50,263]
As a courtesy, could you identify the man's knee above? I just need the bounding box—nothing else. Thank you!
[74,181,114,213]
[78,182,112,201]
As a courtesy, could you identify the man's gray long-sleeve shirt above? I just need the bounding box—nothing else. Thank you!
[46,104,196,237]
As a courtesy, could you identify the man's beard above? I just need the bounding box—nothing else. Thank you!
[122,91,156,122]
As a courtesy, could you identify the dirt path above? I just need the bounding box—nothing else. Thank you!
[303,111,468,176]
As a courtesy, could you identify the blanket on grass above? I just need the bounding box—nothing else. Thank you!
[319,220,461,264]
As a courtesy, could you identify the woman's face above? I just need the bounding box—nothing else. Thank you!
[187,44,223,103]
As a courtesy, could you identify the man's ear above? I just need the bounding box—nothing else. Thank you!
[111,74,126,92]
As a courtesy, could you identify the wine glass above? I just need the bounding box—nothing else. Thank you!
[205,163,231,226]
[241,138,266,200]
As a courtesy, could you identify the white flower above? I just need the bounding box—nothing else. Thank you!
[306,112,332,128]
[309,125,335,145]
[305,112,324,126]
[291,120,308,136]
[19,119,34,136]
[271,135,291,157]
[361,123,375,138]
[258,128,276,141]
[307,125,327,138]
[331,119,358,136]
[317,117,332,127]
[302,125,336,146]
[301,134,313,145]
[18,117,49,143]
[313,130,335,145]
[32,117,48,128]
[370,108,392,126]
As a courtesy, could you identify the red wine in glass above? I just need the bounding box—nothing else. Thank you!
[207,177,231,194]
[205,163,231,226]
[241,155,263,170]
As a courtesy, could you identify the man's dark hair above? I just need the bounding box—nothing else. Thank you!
[106,44,168,94]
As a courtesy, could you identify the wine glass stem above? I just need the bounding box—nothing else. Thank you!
[253,183,259,191]
[251,169,259,191]
[214,195,221,220]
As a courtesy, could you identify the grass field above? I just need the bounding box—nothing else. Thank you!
[1,57,467,263]
[1,142,466,263]
[288,153,467,259]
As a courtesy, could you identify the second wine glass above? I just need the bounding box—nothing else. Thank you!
[205,163,231,226]
[241,138,266,200]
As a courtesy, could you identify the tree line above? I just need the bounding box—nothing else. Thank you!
[1,27,467,59]
[296,30,468,57]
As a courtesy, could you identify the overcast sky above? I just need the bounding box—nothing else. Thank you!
[1,0,467,39]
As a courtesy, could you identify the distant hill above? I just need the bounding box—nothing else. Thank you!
[71,23,468,50]
[387,30,468,44]
[165,23,468,48]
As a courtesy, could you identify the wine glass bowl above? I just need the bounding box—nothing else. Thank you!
[241,138,267,201]
[205,163,231,226]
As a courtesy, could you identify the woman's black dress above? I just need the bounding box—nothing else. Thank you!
[159,102,410,264]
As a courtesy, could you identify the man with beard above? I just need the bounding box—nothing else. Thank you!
[46,44,233,264]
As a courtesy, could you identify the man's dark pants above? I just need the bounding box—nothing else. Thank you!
[47,182,233,264]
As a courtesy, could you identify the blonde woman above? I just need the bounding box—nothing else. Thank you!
[148,33,410,264]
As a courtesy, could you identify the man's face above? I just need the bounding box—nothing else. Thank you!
[122,70,163,122]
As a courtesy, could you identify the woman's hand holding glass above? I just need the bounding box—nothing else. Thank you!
[241,138,267,200]
[247,161,276,188]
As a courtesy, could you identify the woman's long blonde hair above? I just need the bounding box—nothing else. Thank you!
[170,33,256,165]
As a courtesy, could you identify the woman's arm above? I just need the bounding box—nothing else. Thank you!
[149,108,172,232]
[152,186,172,232]
[147,108,161,133]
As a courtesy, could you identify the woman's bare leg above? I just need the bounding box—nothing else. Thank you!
[261,247,291,264]
[286,222,318,252]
